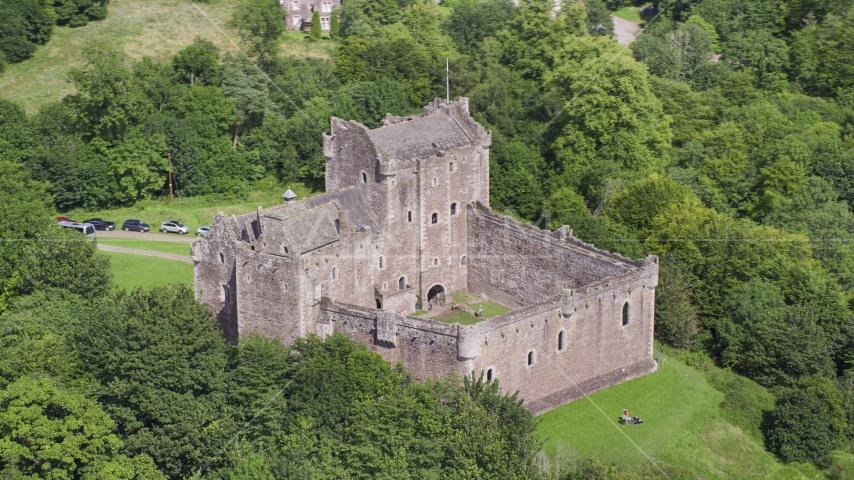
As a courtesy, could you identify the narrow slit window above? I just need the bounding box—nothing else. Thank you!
[332,267,337,280]
[379,256,383,269]
[407,211,412,223]
[431,213,438,224]
[622,302,630,326]
[558,331,565,351]
[450,162,454,172]
[361,172,367,184]
[486,369,493,381]
[460,255,467,266]
[527,351,534,366]
[219,252,224,263]
[451,203,457,215]
[398,276,405,291]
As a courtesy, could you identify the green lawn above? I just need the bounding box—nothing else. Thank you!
[611,3,655,24]
[98,238,192,256]
[452,291,477,303]
[0,0,336,114]
[432,300,509,325]
[66,179,316,237]
[535,356,823,478]
[105,251,194,289]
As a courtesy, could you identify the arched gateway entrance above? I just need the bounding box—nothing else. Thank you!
[427,284,446,307]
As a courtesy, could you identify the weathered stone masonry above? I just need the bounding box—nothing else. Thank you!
[193,97,658,415]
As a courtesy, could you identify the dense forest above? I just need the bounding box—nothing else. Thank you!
[2,0,854,476]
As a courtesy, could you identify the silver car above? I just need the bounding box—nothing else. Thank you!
[160,220,189,235]
[195,225,210,237]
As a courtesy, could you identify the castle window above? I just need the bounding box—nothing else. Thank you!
[486,369,493,381]
[398,276,405,291]
[527,350,535,366]
[283,283,288,292]
[432,177,438,186]
[334,219,340,234]
[332,267,337,280]
[222,285,231,304]
[283,245,288,254]
[450,162,455,172]
[433,257,439,266]
[407,211,412,223]
[460,255,467,266]
[451,203,457,215]
[431,213,438,224]
[622,302,630,326]
[558,331,565,351]
[379,256,384,269]
[219,252,224,263]
[361,172,367,184]
[376,299,382,309]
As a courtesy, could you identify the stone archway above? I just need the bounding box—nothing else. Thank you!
[427,284,446,307]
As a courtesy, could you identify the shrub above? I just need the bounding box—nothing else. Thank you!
[766,388,837,463]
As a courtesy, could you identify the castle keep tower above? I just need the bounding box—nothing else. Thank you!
[192,98,658,415]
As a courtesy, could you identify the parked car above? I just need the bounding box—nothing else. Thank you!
[160,220,189,235]
[122,219,150,232]
[58,221,96,240]
[82,218,115,231]
[196,225,210,237]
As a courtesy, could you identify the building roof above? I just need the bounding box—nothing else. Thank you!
[283,187,297,201]
[305,186,377,232]
[275,202,341,254]
[368,113,475,160]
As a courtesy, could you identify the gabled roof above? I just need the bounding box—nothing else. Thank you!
[368,113,475,160]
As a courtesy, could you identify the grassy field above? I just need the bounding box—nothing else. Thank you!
[535,356,824,478]
[98,238,192,256]
[105,251,194,289]
[66,180,316,236]
[611,3,655,24]
[0,0,334,113]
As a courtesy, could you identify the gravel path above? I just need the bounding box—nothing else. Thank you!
[613,15,641,46]
[97,244,194,263]
[97,229,198,243]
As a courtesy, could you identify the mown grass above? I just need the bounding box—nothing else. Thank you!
[105,251,193,289]
[98,238,192,256]
[432,300,509,325]
[534,355,825,478]
[611,3,655,24]
[0,0,336,114]
[66,180,316,236]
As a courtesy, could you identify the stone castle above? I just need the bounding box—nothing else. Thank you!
[192,98,658,415]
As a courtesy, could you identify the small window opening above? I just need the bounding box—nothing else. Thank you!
[407,211,412,223]
[361,172,367,184]
[431,213,438,224]
[451,203,457,215]
[219,252,224,263]
[334,219,340,234]
[283,283,288,292]
[622,302,630,326]
[332,267,337,280]
[433,258,439,266]
[527,351,534,366]
[460,255,467,266]
[450,162,454,172]
[376,299,382,309]
[558,331,565,351]
[222,285,230,303]
[432,177,438,186]
[486,369,493,381]
[283,245,288,254]
[379,256,384,268]
[398,276,405,291]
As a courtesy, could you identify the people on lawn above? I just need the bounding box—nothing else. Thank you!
[622,409,643,425]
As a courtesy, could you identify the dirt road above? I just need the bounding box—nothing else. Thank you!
[613,15,641,46]
[97,229,198,243]
[97,244,194,263]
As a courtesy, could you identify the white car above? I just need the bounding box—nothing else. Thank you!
[196,226,210,237]
[160,220,189,235]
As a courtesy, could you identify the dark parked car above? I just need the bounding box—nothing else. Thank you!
[82,218,116,231]
[122,219,150,232]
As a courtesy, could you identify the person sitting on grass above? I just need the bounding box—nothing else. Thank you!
[622,409,629,425]
[631,416,643,424]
